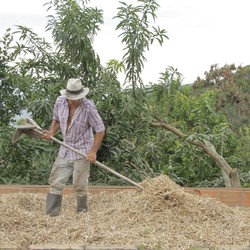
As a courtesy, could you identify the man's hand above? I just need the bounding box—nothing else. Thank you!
[42,130,53,140]
[86,131,105,163]
[43,120,60,140]
[86,151,97,163]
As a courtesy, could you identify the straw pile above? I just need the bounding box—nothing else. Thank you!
[0,175,250,249]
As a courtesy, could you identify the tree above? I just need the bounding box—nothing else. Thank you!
[46,0,103,84]
[115,0,168,97]
[0,30,27,125]
[1,0,248,188]
[150,121,241,187]
[144,67,242,187]
[193,64,250,131]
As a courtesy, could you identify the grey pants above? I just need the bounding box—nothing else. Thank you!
[48,155,90,196]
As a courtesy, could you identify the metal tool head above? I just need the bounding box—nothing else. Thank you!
[12,118,43,144]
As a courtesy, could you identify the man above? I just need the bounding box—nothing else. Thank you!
[43,78,105,216]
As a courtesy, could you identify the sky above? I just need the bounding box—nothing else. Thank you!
[0,0,250,85]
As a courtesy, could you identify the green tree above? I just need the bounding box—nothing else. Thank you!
[193,64,250,130]
[115,0,168,97]
[1,0,249,188]
[0,31,26,125]
[46,0,103,84]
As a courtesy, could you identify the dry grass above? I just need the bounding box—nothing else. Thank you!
[1,175,250,249]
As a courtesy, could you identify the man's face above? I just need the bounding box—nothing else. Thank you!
[68,99,81,108]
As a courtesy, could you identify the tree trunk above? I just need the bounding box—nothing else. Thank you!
[150,121,241,187]
[221,169,231,187]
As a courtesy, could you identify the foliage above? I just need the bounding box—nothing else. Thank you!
[114,0,168,97]
[193,64,250,131]
[142,66,244,186]
[46,0,103,84]
[0,0,250,188]
[0,31,26,125]
[88,68,156,183]
[0,125,58,184]
[15,118,27,125]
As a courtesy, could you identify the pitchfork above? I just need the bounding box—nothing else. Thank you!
[12,118,143,190]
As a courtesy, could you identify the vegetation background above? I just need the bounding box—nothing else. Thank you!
[1,0,250,188]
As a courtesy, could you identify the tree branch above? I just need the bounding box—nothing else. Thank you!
[150,120,240,187]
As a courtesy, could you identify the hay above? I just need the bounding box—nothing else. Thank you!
[0,175,250,249]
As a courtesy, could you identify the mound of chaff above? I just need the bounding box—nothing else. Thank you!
[0,175,250,249]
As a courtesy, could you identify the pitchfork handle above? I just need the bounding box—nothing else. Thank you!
[35,129,143,190]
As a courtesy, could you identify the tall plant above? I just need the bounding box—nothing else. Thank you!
[115,0,168,97]
[46,0,103,85]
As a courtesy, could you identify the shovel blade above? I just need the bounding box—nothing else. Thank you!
[12,129,23,144]
[12,118,44,144]
[12,128,44,144]
[22,129,44,139]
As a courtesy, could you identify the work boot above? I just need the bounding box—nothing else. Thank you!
[77,195,88,213]
[46,193,62,217]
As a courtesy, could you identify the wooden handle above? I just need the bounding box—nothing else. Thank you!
[35,129,144,190]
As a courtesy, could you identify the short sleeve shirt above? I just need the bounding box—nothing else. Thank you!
[53,96,105,160]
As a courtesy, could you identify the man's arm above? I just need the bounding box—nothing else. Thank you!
[86,131,105,163]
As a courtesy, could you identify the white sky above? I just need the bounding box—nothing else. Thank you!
[0,0,250,85]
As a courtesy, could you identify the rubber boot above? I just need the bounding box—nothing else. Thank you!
[46,193,62,217]
[77,195,88,213]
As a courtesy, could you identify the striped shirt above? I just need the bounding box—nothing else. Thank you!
[53,96,105,160]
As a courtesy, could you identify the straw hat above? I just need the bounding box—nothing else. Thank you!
[60,78,89,100]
